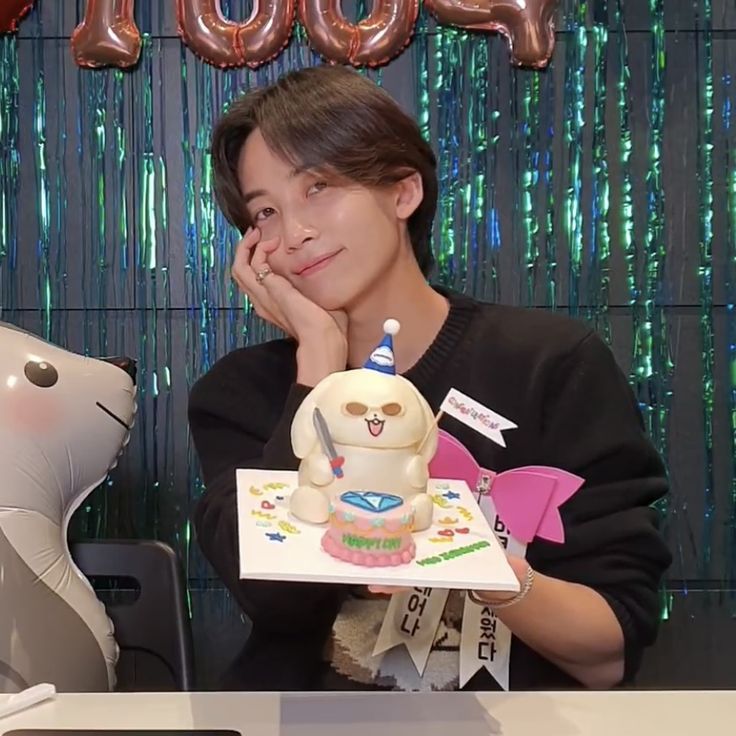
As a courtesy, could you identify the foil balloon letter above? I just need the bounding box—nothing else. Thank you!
[0,323,137,692]
[424,0,559,69]
[176,0,295,69]
[71,0,141,69]
[299,0,419,67]
[0,0,34,34]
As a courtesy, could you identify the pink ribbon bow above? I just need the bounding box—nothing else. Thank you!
[428,430,584,544]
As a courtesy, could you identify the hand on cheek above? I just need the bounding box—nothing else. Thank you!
[231,227,292,335]
[231,227,348,384]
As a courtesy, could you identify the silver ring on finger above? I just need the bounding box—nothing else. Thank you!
[255,266,272,285]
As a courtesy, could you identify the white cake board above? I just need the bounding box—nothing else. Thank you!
[236,469,519,592]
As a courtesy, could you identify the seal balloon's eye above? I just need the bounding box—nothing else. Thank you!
[381,402,403,416]
[24,360,58,388]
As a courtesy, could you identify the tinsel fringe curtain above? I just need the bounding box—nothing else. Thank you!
[0,1,735,610]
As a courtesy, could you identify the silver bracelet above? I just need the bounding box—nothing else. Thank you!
[467,565,536,609]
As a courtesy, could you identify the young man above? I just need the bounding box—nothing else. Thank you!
[189,65,671,692]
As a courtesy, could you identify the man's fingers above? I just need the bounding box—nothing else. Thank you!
[233,235,280,298]
[249,238,280,277]
[232,232,260,285]
[249,241,300,302]
[231,237,293,335]
[239,227,260,260]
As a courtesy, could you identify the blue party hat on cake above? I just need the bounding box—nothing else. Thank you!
[363,319,400,375]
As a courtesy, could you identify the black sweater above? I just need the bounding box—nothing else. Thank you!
[189,290,672,691]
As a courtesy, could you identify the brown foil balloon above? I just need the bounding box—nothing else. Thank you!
[0,0,34,34]
[352,0,419,66]
[298,0,353,64]
[425,0,559,69]
[176,0,295,69]
[237,0,296,68]
[71,0,141,69]
[299,0,419,68]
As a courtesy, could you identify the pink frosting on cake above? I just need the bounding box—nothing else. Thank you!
[321,492,416,567]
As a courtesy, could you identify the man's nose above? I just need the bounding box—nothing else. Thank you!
[283,214,318,252]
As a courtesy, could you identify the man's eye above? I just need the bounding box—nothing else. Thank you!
[307,182,328,195]
[255,207,275,221]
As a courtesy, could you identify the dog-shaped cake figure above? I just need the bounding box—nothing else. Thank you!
[0,322,136,692]
[290,320,438,530]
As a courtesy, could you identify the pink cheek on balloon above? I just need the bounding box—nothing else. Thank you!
[2,391,63,433]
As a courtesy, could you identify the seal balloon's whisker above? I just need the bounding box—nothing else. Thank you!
[95,402,131,431]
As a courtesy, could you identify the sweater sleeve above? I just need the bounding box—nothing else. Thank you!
[528,331,672,683]
[188,357,344,642]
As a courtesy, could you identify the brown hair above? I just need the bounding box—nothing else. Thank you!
[211,65,438,276]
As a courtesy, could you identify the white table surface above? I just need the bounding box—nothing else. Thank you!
[0,690,733,736]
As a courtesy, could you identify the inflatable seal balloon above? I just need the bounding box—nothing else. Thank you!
[0,322,137,692]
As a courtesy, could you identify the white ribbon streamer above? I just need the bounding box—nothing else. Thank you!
[373,587,450,675]
[458,495,526,689]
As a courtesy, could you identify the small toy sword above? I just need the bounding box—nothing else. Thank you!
[313,407,345,478]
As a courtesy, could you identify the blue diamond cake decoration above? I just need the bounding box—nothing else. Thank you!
[340,491,404,513]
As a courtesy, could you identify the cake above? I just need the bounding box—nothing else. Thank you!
[288,318,438,566]
[321,491,416,566]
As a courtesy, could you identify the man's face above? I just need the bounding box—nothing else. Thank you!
[237,129,411,311]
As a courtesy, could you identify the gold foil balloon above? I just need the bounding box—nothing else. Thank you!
[299,0,419,67]
[71,0,142,69]
[424,0,559,69]
[176,0,295,69]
